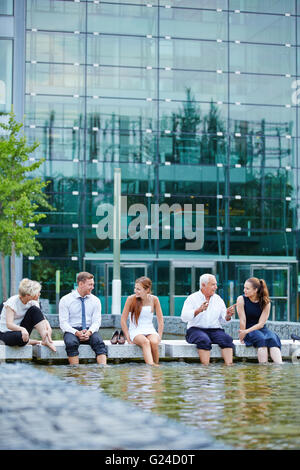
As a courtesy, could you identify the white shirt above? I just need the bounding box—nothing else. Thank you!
[181,290,230,330]
[0,295,40,333]
[59,289,102,335]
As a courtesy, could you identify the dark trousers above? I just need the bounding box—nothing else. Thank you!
[186,327,234,351]
[63,328,107,358]
[0,306,45,347]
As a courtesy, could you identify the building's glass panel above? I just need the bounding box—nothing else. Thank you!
[229,167,295,200]
[0,0,13,15]
[26,31,85,64]
[229,105,296,137]
[230,43,296,76]
[25,95,85,128]
[230,0,295,15]
[229,13,295,45]
[87,98,157,131]
[87,35,157,68]
[230,74,293,106]
[87,3,157,36]
[229,135,295,168]
[160,0,227,8]
[160,69,227,102]
[159,100,227,134]
[160,39,227,71]
[87,0,158,4]
[85,130,156,163]
[26,127,86,161]
[229,231,294,256]
[27,0,86,32]
[26,63,84,96]
[87,66,157,99]
[159,164,226,196]
[0,39,12,113]
[160,9,227,41]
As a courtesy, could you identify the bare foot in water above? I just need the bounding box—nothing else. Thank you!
[42,333,56,352]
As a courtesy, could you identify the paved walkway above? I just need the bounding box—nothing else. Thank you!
[0,363,227,450]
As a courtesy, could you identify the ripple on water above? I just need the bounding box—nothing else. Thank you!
[35,361,300,450]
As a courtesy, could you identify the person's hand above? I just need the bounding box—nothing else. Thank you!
[75,330,86,341]
[239,329,247,343]
[226,303,236,317]
[20,327,29,343]
[79,329,92,341]
[194,300,209,316]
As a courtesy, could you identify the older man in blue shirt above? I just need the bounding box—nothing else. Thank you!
[181,274,235,365]
[59,272,107,365]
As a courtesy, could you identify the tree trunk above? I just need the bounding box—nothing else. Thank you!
[10,243,16,296]
[1,252,8,301]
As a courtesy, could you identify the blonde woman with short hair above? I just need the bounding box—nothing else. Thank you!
[0,278,56,351]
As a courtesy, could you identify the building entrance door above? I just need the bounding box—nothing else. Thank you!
[104,263,148,314]
[169,261,216,316]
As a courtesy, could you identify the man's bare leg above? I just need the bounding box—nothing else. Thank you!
[198,349,210,365]
[68,356,79,365]
[96,354,107,365]
[221,347,233,365]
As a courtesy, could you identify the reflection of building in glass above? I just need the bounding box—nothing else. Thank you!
[1,0,299,322]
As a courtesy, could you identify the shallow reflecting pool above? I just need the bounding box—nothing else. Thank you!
[36,362,300,450]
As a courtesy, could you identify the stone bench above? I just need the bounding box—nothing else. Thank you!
[1,339,298,361]
[0,344,33,360]
[32,340,166,361]
[163,339,292,359]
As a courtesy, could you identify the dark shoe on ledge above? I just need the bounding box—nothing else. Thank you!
[118,330,126,344]
[110,330,119,344]
[291,334,300,342]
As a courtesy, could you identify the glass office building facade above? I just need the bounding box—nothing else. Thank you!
[1,0,300,319]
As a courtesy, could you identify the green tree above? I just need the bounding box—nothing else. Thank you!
[0,111,54,299]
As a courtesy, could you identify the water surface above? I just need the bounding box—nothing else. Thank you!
[36,362,300,450]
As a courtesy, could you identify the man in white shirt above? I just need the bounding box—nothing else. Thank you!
[181,273,235,365]
[59,272,107,365]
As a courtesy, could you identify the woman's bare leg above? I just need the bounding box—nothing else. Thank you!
[270,347,283,364]
[257,347,268,363]
[147,334,160,364]
[133,334,154,365]
[34,319,56,352]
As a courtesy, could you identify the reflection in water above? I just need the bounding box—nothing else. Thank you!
[37,362,300,450]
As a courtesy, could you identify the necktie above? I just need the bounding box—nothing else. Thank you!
[79,297,87,330]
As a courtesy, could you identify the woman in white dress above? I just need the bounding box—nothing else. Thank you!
[121,276,164,365]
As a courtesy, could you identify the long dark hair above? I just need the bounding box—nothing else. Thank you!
[130,276,152,325]
[247,277,270,310]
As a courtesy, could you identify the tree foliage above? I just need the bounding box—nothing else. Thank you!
[0,111,54,297]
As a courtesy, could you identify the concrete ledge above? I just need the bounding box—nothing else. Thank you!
[0,344,33,360]
[1,340,298,361]
[164,339,292,359]
[33,340,166,360]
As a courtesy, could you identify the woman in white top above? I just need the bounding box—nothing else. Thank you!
[121,276,164,366]
[0,278,56,351]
